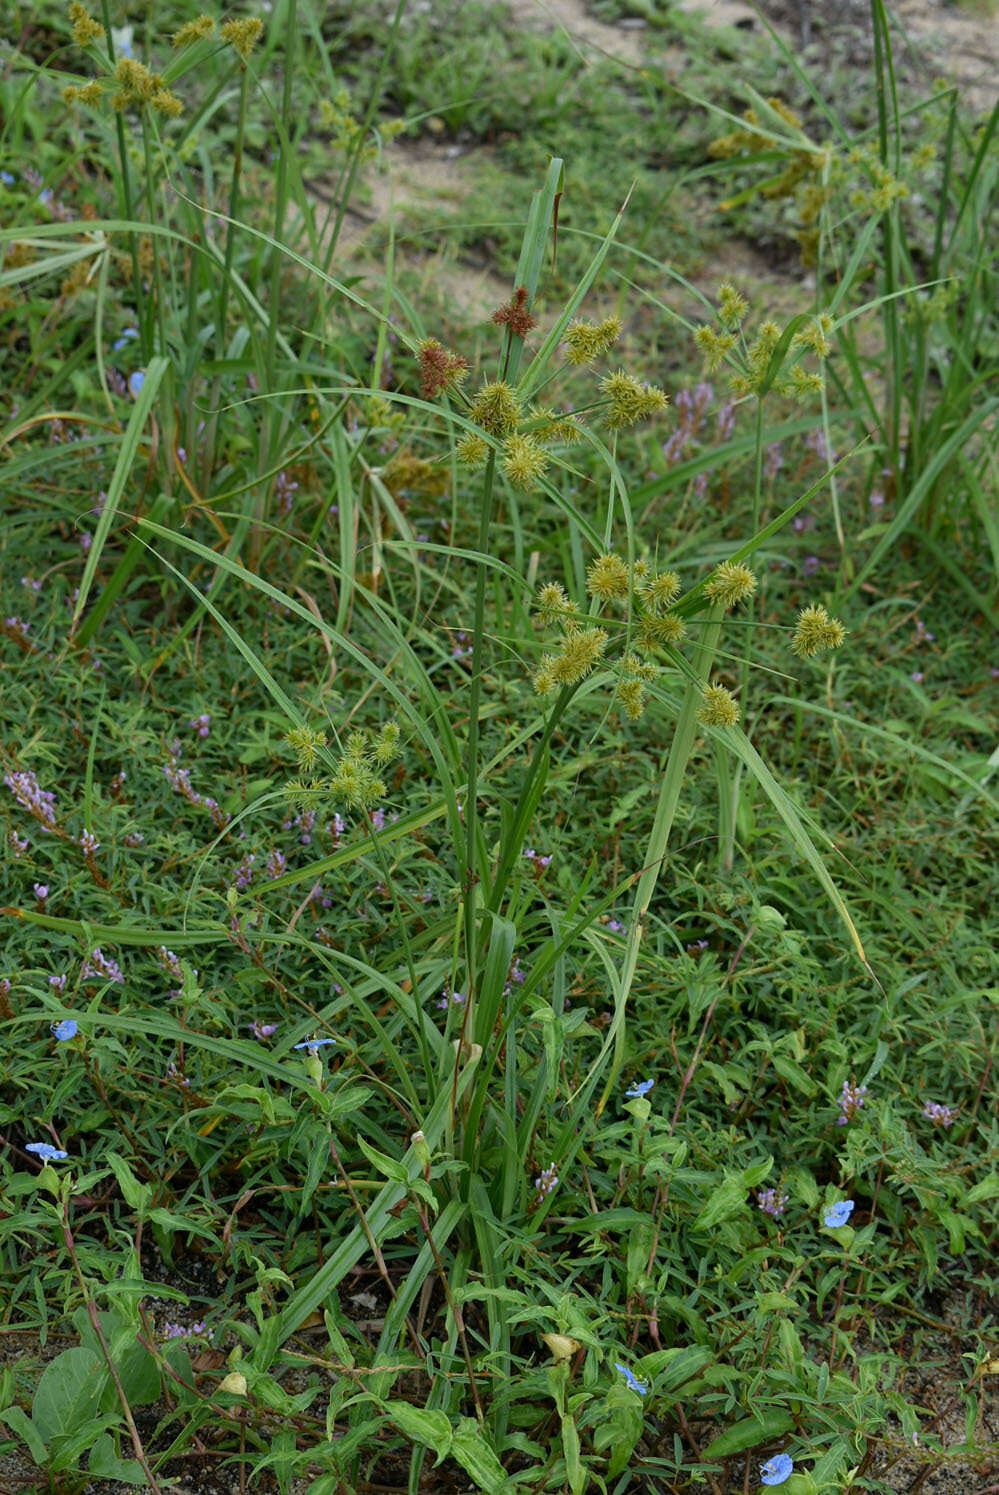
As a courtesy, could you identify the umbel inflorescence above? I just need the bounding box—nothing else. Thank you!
[529,553,844,725]
[416,294,668,495]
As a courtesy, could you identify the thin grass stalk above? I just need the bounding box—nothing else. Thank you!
[596,606,726,1115]
[871,0,905,493]
[264,0,296,390]
[98,0,144,357]
[140,113,168,357]
[462,449,499,998]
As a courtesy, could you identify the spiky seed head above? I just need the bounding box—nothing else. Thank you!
[220,17,264,58]
[550,628,608,687]
[617,678,646,720]
[748,320,781,374]
[501,433,549,491]
[621,652,658,682]
[533,654,560,696]
[69,3,104,45]
[492,286,538,338]
[586,552,630,602]
[694,325,737,373]
[790,604,847,658]
[531,405,583,446]
[173,14,215,46]
[456,433,489,467]
[718,282,748,326]
[704,561,757,610]
[601,370,669,429]
[564,316,621,365]
[782,365,824,401]
[469,380,520,435]
[640,570,681,614]
[284,726,328,770]
[372,722,401,765]
[698,683,740,727]
[636,614,687,651]
[535,582,579,630]
[417,338,469,399]
[152,88,184,117]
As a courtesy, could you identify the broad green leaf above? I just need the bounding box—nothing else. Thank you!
[385,1402,453,1463]
[31,1347,103,1444]
[0,1404,48,1465]
[450,1417,509,1493]
[88,1432,147,1484]
[702,1411,795,1458]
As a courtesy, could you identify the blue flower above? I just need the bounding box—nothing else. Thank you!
[625,1079,655,1098]
[128,370,145,398]
[293,1036,336,1053]
[760,1452,793,1485]
[823,1199,855,1228]
[614,1363,648,1396]
[26,1142,69,1161]
[51,1019,78,1042]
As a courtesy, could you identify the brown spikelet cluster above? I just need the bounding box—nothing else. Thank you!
[417,338,469,399]
[492,286,538,338]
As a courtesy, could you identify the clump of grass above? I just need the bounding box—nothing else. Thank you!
[1,5,998,1494]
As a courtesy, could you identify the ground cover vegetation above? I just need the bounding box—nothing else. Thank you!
[1,0,998,1491]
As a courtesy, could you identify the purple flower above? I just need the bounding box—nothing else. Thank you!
[922,1100,956,1127]
[625,1079,655,1098]
[614,1363,648,1396]
[524,848,552,868]
[79,829,100,856]
[51,1019,78,1041]
[802,554,821,576]
[716,400,736,440]
[757,1187,789,1218]
[82,947,124,984]
[607,918,626,933]
[49,974,68,993]
[910,671,924,684]
[26,1142,68,1161]
[534,1164,559,1197]
[436,987,466,1010]
[250,1021,278,1039]
[189,713,211,737]
[760,1452,793,1486]
[823,1199,855,1228]
[5,768,58,831]
[10,832,29,857]
[33,883,49,901]
[157,948,184,980]
[265,849,286,880]
[163,1321,206,1339]
[233,852,255,890]
[837,1080,868,1125]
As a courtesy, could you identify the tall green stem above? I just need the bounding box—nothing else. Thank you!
[597,606,726,1114]
[462,450,499,997]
